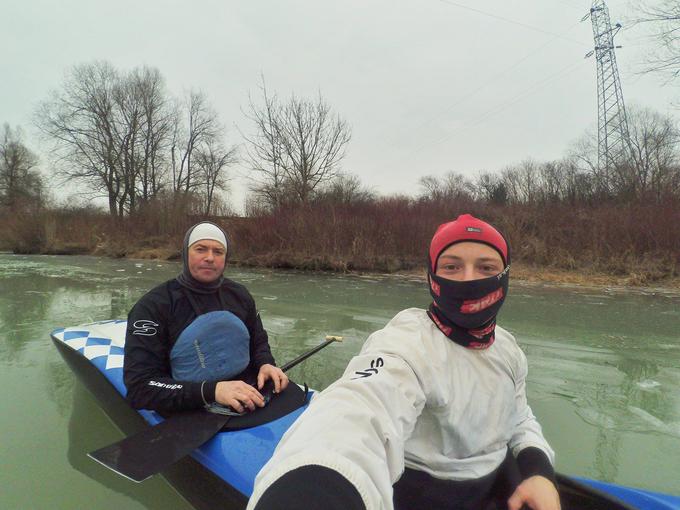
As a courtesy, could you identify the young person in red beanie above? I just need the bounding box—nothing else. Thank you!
[248,214,559,510]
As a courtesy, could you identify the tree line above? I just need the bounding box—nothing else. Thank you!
[32,62,237,218]
[1,53,680,282]
[3,58,679,218]
[3,62,349,219]
[419,105,680,207]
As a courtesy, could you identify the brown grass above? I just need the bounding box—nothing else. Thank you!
[2,198,679,290]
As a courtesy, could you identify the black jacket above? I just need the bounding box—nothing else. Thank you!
[123,278,275,412]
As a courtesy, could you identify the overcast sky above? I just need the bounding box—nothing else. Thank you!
[2,0,677,212]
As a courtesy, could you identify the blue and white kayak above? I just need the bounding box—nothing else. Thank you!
[51,321,680,510]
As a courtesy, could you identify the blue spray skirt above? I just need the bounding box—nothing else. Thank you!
[51,321,680,510]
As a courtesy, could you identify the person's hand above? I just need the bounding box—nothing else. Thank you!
[257,364,289,394]
[507,475,561,510]
[214,380,265,412]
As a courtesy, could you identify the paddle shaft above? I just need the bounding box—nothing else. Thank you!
[280,335,342,372]
[88,334,341,482]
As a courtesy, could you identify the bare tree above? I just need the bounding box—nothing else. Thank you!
[279,94,351,203]
[194,140,238,215]
[624,105,680,201]
[555,157,595,204]
[243,84,288,208]
[133,67,173,207]
[568,131,610,199]
[112,69,145,215]
[112,67,174,214]
[244,81,351,208]
[632,1,680,78]
[473,171,508,204]
[315,173,375,204]
[171,90,220,194]
[497,160,541,204]
[418,171,474,202]
[35,62,124,216]
[0,124,41,209]
[36,62,201,217]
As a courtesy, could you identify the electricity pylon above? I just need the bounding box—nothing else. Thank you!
[583,1,630,186]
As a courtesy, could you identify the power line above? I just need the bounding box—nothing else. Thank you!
[393,58,588,165]
[437,0,589,47]
[383,18,585,149]
[380,1,595,171]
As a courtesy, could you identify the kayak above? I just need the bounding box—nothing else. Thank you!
[51,320,680,510]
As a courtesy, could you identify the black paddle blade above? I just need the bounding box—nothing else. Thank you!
[86,337,339,483]
[88,410,229,482]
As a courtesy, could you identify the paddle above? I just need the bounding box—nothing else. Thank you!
[88,335,343,482]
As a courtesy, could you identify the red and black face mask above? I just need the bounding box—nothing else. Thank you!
[425,213,511,349]
[427,265,510,349]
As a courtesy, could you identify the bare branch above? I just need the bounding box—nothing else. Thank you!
[243,79,351,208]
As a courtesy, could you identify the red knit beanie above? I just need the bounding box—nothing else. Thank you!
[429,214,508,272]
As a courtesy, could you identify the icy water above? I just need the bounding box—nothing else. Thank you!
[1,254,679,509]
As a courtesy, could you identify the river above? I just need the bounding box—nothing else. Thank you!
[1,254,679,508]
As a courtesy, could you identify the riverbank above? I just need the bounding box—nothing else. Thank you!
[4,202,679,293]
[488,263,680,295]
[7,239,680,293]
[83,242,680,294]
[389,262,680,294]
[112,243,680,292]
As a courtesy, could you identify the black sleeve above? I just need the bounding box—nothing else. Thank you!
[516,447,556,485]
[123,287,217,412]
[244,292,276,369]
[253,466,366,510]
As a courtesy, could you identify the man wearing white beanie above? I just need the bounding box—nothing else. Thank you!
[124,221,288,414]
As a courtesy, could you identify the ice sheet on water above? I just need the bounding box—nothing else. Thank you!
[636,379,661,390]
[263,316,297,336]
[576,401,680,438]
[627,406,680,438]
[352,313,391,326]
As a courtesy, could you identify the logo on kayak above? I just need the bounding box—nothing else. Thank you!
[133,320,159,336]
[351,357,384,379]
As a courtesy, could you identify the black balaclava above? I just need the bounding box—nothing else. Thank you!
[427,214,510,349]
[176,222,229,294]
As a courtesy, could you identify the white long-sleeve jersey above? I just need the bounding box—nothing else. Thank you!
[248,308,554,510]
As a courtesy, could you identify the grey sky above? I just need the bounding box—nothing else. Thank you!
[1,0,676,211]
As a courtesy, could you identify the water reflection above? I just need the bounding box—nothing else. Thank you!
[46,358,77,419]
[592,386,621,483]
[0,273,58,362]
[509,285,680,487]
[66,382,192,510]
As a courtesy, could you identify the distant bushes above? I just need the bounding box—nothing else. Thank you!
[228,197,680,282]
[2,193,678,285]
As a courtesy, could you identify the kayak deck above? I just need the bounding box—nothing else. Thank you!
[51,320,309,507]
